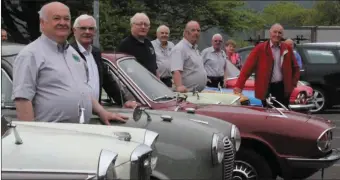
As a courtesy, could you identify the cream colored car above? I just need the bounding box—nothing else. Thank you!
[1,115,160,180]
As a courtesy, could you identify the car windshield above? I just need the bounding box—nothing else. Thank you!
[1,56,15,107]
[118,58,176,101]
[226,60,240,77]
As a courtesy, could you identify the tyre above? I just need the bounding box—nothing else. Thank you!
[309,87,327,113]
[233,148,273,180]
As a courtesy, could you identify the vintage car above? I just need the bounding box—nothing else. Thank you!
[204,55,315,112]
[237,43,340,113]
[1,115,157,180]
[1,42,237,180]
[102,52,340,180]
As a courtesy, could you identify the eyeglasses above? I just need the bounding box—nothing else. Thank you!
[133,22,150,28]
[77,26,96,31]
[214,40,223,43]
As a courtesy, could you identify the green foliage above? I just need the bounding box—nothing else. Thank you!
[99,0,147,51]
[261,2,310,27]
[260,1,340,27]
[304,1,340,26]
[99,0,265,51]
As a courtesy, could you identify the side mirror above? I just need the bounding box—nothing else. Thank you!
[97,149,118,180]
[133,105,152,122]
[133,105,143,122]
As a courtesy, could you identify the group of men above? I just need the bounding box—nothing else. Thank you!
[12,2,128,124]
[11,1,300,124]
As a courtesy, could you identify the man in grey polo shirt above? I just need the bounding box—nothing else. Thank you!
[151,25,175,87]
[12,1,128,124]
[170,21,207,93]
[201,33,228,88]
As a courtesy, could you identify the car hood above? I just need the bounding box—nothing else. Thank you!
[99,107,235,142]
[2,121,146,171]
[194,104,333,126]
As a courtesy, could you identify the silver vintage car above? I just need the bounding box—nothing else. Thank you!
[1,42,240,180]
[1,115,158,180]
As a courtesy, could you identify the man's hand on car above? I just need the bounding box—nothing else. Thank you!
[99,110,129,125]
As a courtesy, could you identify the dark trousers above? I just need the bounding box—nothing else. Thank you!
[261,81,290,108]
[207,76,224,88]
[161,77,173,87]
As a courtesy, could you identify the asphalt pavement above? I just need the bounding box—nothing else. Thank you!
[307,106,340,180]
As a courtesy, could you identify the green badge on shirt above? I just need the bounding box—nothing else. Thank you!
[72,53,80,62]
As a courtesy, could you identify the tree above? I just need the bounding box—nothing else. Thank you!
[261,2,311,27]
[304,1,340,26]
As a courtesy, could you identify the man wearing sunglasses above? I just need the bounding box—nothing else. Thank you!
[201,34,228,88]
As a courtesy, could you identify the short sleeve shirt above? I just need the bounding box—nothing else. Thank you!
[201,46,227,77]
[118,35,158,75]
[170,38,207,92]
[12,34,93,123]
[151,39,175,78]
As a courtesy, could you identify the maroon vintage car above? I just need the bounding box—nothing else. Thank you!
[101,53,339,180]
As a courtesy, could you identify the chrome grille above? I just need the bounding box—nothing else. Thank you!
[139,154,152,180]
[222,137,235,180]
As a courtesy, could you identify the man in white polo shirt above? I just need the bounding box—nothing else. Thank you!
[12,1,128,124]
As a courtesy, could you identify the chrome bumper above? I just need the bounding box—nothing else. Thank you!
[289,103,316,110]
[286,149,340,169]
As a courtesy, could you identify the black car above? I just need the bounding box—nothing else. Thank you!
[236,42,340,113]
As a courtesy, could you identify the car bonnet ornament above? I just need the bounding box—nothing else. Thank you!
[78,96,86,124]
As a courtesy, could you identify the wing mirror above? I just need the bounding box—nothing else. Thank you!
[97,149,119,180]
[133,105,151,122]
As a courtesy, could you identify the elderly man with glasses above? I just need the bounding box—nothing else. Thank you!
[118,12,159,78]
[201,34,228,88]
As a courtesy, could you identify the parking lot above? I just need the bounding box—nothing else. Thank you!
[307,106,340,180]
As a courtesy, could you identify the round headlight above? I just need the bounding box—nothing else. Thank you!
[317,129,333,152]
[231,125,241,151]
[212,133,224,165]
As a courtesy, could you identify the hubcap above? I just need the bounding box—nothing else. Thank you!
[232,160,258,180]
[310,89,325,113]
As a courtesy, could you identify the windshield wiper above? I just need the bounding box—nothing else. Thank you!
[153,95,176,101]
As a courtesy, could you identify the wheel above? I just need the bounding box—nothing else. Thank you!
[233,148,273,180]
[309,87,327,113]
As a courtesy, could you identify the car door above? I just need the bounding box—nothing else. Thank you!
[297,46,340,88]
[1,67,16,118]
[1,170,91,179]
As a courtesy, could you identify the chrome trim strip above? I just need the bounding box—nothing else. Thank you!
[189,118,209,125]
[230,97,241,105]
[131,144,153,162]
[115,57,177,105]
[317,127,336,152]
[1,169,96,174]
[97,149,118,179]
[144,130,159,147]
[102,58,151,107]
[288,103,315,109]
[1,68,13,83]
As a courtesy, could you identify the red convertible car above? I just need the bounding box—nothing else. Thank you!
[224,59,315,111]
[101,53,339,180]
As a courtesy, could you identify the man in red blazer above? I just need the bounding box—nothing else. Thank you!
[234,23,300,107]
